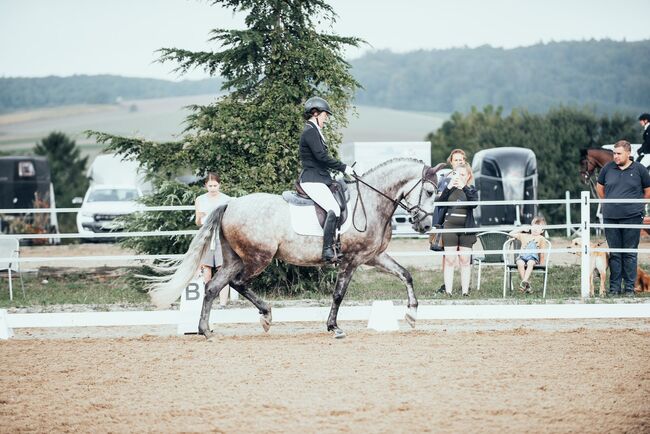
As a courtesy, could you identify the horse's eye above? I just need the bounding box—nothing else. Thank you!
[426,190,434,197]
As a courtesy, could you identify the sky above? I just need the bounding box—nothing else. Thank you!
[1,0,649,81]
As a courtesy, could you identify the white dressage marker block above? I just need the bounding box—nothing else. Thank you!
[177,278,205,335]
[0,309,13,339]
[367,300,399,332]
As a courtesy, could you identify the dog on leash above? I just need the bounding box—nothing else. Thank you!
[571,238,609,297]
[636,267,650,293]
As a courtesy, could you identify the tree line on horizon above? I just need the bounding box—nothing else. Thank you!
[0,75,222,113]
[1,39,648,115]
[352,39,649,115]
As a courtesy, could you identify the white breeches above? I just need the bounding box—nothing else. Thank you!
[299,182,341,217]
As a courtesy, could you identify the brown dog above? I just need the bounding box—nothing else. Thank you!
[636,267,650,293]
[571,238,609,297]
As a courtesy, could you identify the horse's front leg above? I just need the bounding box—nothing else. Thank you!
[326,262,358,339]
[366,252,418,328]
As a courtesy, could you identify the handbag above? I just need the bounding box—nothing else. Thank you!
[429,225,444,251]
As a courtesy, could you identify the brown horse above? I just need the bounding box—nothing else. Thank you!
[579,148,613,196]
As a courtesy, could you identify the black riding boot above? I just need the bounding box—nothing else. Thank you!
[322,210,339,263]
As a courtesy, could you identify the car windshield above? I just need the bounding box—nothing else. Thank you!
[87,188,139,202]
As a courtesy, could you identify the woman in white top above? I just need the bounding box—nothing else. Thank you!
[195,172,231,308]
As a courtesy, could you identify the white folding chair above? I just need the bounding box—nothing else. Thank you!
[473,231,510,291]
[502,237,552,298]
[0,238,25,301]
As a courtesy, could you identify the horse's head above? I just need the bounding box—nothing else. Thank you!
[402,162,446,233]
[579,155,592,185]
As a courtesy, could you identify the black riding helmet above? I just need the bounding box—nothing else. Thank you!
[639,113,650,122]
[304,96,333,117]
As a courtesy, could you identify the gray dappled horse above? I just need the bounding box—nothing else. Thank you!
[149,158,445,339]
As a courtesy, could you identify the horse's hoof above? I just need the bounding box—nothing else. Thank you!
[331,328,346,339]
[405,307,417,328]
[260,312,272,333]
[201,330,216,341]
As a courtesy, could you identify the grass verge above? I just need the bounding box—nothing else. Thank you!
[1,264,648,309]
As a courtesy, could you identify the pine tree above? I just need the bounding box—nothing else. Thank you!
[93,0,362,194]
[34,132,89,232]
[89,0,363,295]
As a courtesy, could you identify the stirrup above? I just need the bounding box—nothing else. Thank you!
[322,246,343,264]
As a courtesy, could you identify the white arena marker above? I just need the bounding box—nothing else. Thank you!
[367,300,399,332]
[0,309,13,339]
[177,278,205,335]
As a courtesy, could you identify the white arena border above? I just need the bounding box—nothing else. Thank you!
[3,302,650,338]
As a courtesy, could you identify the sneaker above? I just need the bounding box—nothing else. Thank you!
[607,290,621,297]
[623,291,635,298]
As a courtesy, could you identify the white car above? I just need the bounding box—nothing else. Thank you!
[75,184,143,240]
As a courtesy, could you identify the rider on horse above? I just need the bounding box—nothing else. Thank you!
[299,96,355,263]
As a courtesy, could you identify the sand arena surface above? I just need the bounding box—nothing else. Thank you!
[2,323,649,433]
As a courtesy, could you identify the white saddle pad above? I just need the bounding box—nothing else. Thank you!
[287,203,353,236]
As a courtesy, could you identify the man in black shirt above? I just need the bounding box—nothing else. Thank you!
[596,140,650,296]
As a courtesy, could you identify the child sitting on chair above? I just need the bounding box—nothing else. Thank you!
[508,216,547,293]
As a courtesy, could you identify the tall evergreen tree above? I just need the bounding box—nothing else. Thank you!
[93,0,362,194]
[34,132,89,232]
[90,0,362,295]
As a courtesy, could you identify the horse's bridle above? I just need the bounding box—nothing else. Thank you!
[351,165,439,231]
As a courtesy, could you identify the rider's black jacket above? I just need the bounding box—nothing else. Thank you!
[637,127,650,162]
[299,121,346,186]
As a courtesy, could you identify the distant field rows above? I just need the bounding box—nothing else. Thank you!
[0,94,447,161]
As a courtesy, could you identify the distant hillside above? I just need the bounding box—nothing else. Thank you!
[0,75,222,113]
[351,39,650,114]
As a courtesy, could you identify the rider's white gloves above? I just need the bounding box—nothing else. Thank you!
[344,165,355,177]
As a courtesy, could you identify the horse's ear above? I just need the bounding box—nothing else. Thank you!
[426,163,447,179]
[580,148,588,157]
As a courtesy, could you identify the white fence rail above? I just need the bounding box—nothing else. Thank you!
[1,191,649,338]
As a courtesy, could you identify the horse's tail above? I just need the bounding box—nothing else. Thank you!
[148,204,228,309]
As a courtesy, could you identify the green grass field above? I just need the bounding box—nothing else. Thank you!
[2,264,648,309]
[0,95,448,162]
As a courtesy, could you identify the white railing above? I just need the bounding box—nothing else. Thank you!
[1,192,649,300]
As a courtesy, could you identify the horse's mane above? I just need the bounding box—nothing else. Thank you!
[361,157,425,177]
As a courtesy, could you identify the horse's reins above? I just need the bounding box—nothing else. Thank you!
[350,167,436,232]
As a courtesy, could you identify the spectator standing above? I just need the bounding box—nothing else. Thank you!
[195,172,232,308]
[596,140,650,296]
[636,113,650,166]
[435,163,478,296]
[431,149,473,293]
[508,216,548,293]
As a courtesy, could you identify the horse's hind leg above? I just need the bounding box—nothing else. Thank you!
[198,265,239,339]
[230,282,273,332]
[366,252,418,328]
[326,261,358,338]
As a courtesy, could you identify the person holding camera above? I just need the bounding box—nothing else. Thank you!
[434,163,478,296]
[430,149,473,293]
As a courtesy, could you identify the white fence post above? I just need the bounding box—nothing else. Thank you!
[580,191,591,298]
[565,191,571,238]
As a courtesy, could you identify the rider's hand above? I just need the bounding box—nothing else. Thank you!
[344,165,355,177]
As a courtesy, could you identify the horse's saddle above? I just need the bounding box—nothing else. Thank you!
[282,179,350,228]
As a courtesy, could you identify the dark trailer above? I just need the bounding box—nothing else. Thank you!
[0,156,58,235]
[471,147,538,226]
